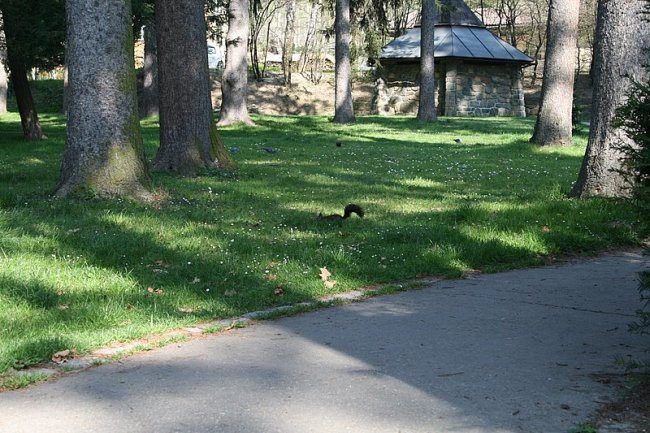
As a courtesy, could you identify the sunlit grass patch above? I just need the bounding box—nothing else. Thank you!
[0,113,644,374]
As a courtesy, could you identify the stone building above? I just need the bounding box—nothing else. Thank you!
[373,0,533,117]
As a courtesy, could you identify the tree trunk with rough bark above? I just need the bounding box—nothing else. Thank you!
[154,0,234,175]
[417,0,437,122]
[219,0,254,126]
[1,6,45,139]
[531,0,580,147]
[570,0,650,198]
[6,51,45,140]
[334,0,355,124]
[282,0,296,86]
[141,21,159,118]
[62,56,69,115]
[0,34,7,114]
[57,0,151,199]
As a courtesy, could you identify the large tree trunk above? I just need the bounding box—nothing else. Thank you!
[219,0,254,126]
[570,0,650,198]
[0,32,7,115]
[333,0,355,124]
[62,56,69,115]
[531,0,580,147]
[141,21,159,118]
[6,52,45,140]
[57,0,151,199]
[282,0,296,86]
[417,0,437,122]
[154,0,234,175]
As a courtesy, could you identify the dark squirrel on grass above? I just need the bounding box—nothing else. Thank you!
[318,204,365,221]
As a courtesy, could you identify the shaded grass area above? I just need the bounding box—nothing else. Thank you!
[7,80,64,114]
[0,113,644,374]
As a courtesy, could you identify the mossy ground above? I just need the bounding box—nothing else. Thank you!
[0,113,645,374]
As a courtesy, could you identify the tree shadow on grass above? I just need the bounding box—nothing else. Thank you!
[0,114,641,375]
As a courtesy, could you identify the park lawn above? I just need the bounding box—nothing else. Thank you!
[0,113,644,374]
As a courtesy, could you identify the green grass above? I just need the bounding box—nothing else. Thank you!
[0,371,51,391]
[569,425,598,433]
[0,113,645,374]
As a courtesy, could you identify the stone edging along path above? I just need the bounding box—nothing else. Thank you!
[3,277,434,389]
[3,248,647,391]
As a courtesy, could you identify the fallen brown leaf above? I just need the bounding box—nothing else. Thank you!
[265,274,278,281]
[319,267,331,281]
[147,287,164,295]
[52,349,73,363]
[274,285,284,296]
[324,280,337,289]
[542,225,551,233]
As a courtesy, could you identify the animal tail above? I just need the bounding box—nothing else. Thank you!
[343,204,364,219]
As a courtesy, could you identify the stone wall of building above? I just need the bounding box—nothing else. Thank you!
[373,60,526,117]
[445,62,525,117]
[373,63,442,115]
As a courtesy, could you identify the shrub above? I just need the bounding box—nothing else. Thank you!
[629,269,650,342]
[614,77,650,211]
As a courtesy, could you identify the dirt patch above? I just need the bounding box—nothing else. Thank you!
[211,71,376,116]
[591,374,650,433]
[211,71,593,119]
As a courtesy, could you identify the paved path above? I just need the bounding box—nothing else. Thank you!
[1,252,648,433]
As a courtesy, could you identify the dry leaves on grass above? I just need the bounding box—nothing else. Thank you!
[265,274,278,281]
[319,267,337,289]
[274,285,284,296]
[147,287,164,296]
[319,267,331,281]
[52,349,75,364]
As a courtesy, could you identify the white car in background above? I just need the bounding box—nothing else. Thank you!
[208,44,224,69]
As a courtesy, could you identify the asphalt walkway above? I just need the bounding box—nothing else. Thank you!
[1,252,648,433]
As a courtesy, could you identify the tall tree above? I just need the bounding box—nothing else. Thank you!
[57,0,151,198]
[530,0,580,147]
[0,29,7,115]
[334,0,355,124]
[0,0,64,137]
[219,0,254,126]
[282,0,297,86]
[141,21,159,118]
[417,0,437,122]
[298,0,321,74]
[570,0,650,198]
[249,0,282,80]
[154,0,234,174]
[4,41,44,139]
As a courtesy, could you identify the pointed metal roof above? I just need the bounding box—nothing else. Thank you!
[381,0,533,64]
[433,0,485,27]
